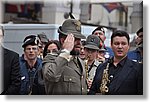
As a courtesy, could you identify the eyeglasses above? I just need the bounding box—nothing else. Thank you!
[85,48,97,53]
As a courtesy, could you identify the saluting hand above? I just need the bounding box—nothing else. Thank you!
[62,34,75,52]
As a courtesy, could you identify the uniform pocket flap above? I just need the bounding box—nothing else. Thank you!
[64,76,76,82]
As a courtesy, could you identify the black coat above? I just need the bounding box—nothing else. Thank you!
[1,47,21,95]
[88,58,143,95]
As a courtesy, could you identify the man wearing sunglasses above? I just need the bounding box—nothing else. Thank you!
[84,35,102,92]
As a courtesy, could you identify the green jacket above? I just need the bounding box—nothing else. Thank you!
[42,52,87,95]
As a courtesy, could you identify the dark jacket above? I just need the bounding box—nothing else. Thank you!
[19,55,45,95]
[127,48,143,63]
[89,57,143,95]
[1,47,21,95]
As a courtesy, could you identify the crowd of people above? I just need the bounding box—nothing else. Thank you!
[0,19,143,95]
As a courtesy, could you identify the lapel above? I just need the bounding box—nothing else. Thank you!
[3,48,9,64]
[4,47,8,55]
[68,57,82,75]
[78,57,85,76]
[114,59,133,92]
[67,57,85,76]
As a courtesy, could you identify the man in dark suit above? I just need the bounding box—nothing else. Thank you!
[1,47,21,95]
[0,27,21,95]
[88,30,143,95]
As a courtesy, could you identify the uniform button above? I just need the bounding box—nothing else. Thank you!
[82,87,84,90]
[69,78,72,81]
[81,76,84,78]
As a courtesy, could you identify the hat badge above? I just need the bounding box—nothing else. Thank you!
[74,21,81,31]
[91,38,95,42]
[101,27,105,33]
[24,38,31,44]
[34,37,38,45]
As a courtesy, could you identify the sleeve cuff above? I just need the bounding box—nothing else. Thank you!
[59,49,72,61]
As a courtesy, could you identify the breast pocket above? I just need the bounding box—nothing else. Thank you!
[20,76,30,94]
[63,76,78,94]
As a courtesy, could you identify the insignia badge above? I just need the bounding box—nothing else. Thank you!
[100,27,105,33]
[35,37,38,44]
[24,38,31,43]
[21,76,25,80]
[74,21,81,31]
[91,38,94,42]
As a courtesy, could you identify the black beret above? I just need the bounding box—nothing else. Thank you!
[92,26,105,34]
[22,35,39,48]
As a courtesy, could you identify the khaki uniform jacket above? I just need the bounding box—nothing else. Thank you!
[42,52,87,95]
[88,60,102,81]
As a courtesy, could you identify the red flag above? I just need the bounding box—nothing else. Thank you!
[101,3,120,13]
[5,3,25,13]
[101,3,128,13]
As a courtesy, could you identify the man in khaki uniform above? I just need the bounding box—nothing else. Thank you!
[42,19,87,95]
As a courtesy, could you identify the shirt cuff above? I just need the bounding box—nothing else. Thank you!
[59,49,72,62]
